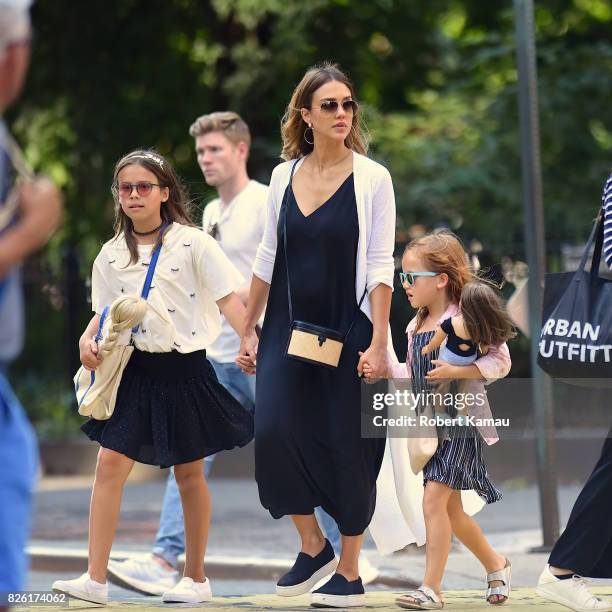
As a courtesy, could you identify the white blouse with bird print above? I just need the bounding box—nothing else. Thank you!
[91,223,244,354]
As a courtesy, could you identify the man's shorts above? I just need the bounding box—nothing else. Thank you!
[0,373,37,595]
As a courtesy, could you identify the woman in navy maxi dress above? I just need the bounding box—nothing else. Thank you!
[255,173,385,536]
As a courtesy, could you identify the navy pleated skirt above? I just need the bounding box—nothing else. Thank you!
[81,349,254,468]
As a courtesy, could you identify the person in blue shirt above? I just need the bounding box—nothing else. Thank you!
[0,2,62,608]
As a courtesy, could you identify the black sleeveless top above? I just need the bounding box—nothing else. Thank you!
[441,317,477,358]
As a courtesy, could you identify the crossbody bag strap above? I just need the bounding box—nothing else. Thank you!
[95,305,110,343]
[344,288,368,339]
[131,223,168,333]
[282,159,368,339]
[140,239,163,300]
[282,160,300,324]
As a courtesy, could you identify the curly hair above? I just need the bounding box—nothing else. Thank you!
[404,229,475,332]
[405,229,516,347]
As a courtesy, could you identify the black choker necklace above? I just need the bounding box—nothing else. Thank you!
[132,221,164,237]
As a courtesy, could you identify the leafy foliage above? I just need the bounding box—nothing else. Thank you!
[6,0,611,424]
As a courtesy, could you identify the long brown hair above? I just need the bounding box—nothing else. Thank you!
[280,62,369,161]
[404,229,474,332]
[111,149,194,265]
[460,281,517,348]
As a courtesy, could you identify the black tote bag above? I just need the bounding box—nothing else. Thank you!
[537,208,612,383]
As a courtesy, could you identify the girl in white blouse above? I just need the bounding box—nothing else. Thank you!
[52,150,253,606]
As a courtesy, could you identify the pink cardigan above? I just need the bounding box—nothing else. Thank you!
[389,303,511,382]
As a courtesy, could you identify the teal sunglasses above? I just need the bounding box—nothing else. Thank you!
[399,271,439,286]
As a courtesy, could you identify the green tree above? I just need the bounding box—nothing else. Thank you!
[7,0,611,425]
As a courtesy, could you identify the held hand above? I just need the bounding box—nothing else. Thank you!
[359,354,382,383]
[426,359,459,380]
[236,354,256,374]
[359,352,371,379]
[80,337,102,371]
[358,345,388,379]
[237,328,258,375]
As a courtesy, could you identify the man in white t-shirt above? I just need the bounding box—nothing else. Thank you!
[196,112,267,406]
[106,112,268,595]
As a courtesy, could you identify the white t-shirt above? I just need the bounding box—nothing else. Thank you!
[91,223,244,354]
[202,180,268,362]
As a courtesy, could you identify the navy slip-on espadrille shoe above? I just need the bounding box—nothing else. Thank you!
[276,539,337,597]
[310,573,365,608]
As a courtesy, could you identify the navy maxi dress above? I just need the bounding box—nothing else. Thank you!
[255,173,386,536]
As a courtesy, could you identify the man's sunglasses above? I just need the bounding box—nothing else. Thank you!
[399,271,439,286]
[312,100,359,114]
[115,181,165,198]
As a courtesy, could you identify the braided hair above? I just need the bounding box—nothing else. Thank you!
[98,296,147,359]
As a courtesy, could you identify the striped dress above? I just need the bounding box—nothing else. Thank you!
[412,330,501,505]
[602,172,612,269]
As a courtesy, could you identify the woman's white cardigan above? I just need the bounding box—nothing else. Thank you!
[252,151,396,321]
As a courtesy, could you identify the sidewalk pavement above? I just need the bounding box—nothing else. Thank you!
[28,540,555,590]
[30,476,590,589]
[25,475,612,609]
[16,587,612,611]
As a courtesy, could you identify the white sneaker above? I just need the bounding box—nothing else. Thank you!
[107,555,179,595]
[536,566,612,611]
[52,572,108,605]
[162,576,212,604]
[359,553,379,586]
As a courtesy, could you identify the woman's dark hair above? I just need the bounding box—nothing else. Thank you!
[111,149,194,265]
[460,281,517,349]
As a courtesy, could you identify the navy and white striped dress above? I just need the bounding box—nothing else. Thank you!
[412,329,501,505]
[602,172,612,270]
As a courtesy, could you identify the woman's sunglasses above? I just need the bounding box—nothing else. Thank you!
[115,181,164,198]
[399,271,439,286]
[314,99,359,114]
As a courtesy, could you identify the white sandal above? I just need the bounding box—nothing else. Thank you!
[396,585,444,610]
[486,558,511,605]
